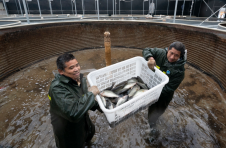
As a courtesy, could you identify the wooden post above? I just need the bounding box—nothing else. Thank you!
[104,31,111,66]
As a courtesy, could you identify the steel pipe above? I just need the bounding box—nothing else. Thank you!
[74,0,77,16]
[199,3,226,26]
[82,0,84,16]
[48,0,53,15]
[71,0,74,14]
[190,0,194,17]
[95,0,96,14]
[167,0,169,15]
[2,0,8,16]
[97,0,99,20]
[173,0,178,23]
[60,0,63,14]
[115,0,116,15]
[26,0,30,14]
[119,0,120,15]
[182,0,185,16]
[113,0,114,15]
[203,0,217,18]
[22,0,30,24]
[37,0,42,17]
[18,0,23,16]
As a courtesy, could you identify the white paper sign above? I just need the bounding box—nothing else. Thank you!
[218,8,226,18]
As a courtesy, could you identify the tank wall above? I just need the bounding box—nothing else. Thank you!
[0,21,225,90]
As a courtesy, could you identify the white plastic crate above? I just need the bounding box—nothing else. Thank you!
[87,56,169,127]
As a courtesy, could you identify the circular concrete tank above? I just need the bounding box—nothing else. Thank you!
[0,20,226,147]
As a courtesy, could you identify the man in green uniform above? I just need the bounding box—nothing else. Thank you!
[48,53,101,148]
[142,41,186,137]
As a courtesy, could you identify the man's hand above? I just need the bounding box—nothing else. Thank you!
[89,86,100,96]
[148,57,156,71]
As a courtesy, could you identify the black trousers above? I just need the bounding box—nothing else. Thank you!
[148,92,174,128]
[51,112,95,148]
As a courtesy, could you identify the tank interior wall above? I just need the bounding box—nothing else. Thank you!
[0,21,225,90]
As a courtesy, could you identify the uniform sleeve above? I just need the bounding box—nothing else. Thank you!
[90,101,103,113]
[50,85,96,122]
[80,77,101,112]
[161,72,184,95]
[142,47,163,61]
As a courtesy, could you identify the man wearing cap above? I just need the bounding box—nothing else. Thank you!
[142,41,186,138]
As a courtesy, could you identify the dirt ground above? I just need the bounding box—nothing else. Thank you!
[0,48,226,147]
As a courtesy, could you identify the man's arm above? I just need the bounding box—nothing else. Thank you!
[161,72,184,95]
[50,85,96,122]
[142,47,161,61]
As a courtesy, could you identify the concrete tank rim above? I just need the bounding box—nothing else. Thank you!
[1,17,81,21]
[166,18,222,24]
[218,23,226,30]
[0,20,21,28]
[0,19,225,33]
[19,17,81,22]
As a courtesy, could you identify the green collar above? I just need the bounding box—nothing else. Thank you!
[56,73,83,84]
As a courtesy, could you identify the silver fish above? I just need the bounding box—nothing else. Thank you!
[112,81,127,89]
[100,96,106,107]
[116,95,129,107]
[136,82,149,89]
[133,89,148,98]
[128,85,140,97]
[105,82,116,90]
[106,98,114,109]
[112,84,126,94]
[100,90,119,98]
[109,97,119,104]
[127,78,138,83]
[116,82,137,95]
[137,76,144,83]
[123,82,137,89]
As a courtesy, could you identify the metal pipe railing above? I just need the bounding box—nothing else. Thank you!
[74,0,77,16]
[202,0,218,18]
[48,0,53,15]
[199,4,226,26]
[18,0,23,16]
[22,0,30,24]
[173,0,178,23]
[25,0,30,14]
[182,0,185,16]
[37,0,42,17]
[60,0,63,14]
[82,0,84,16]
[2,0,8,16]
[97,0,99,20]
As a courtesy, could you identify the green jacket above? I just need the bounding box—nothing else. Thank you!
[142,47,186,96]
[48,73,99,148]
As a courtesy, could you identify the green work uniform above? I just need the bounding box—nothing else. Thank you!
[142,47,186,127]
[48,73,99,148]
